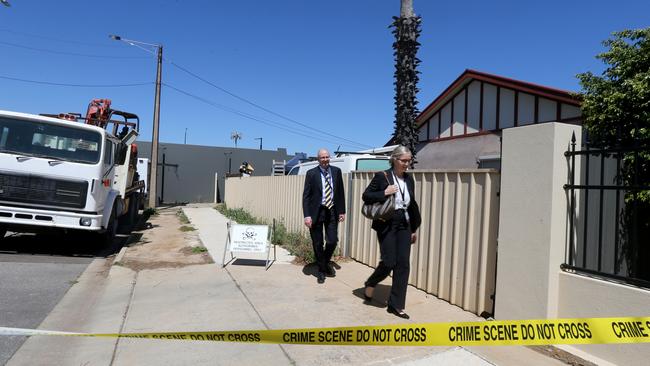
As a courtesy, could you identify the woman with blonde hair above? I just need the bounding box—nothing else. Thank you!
[361,145,421,319]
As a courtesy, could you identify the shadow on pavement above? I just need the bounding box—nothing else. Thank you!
[352,285,391,308]
[0,231,127,258]
[0,212,149,258]
[301,261,342,277]
[301,262,319,276]
[232,258,269,267]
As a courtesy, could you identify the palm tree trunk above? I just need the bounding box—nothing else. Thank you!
[392,0,421,164]
[401,0,414,17]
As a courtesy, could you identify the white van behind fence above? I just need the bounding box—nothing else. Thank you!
[287,154,391,175]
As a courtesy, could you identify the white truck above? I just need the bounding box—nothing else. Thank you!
[0,99,145,246]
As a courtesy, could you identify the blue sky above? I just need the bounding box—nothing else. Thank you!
[1,0,648,155]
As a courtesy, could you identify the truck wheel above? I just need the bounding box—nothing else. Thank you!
[128,193,140,226]
[119,194,140,230]
[0,226,6,242]
[100,209,117,247]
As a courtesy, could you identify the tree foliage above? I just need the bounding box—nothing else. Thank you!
[578,28,650,203]
[577,28,650,147]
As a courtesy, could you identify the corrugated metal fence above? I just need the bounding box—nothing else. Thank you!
[225,169,500,316]
[224,175,348,240]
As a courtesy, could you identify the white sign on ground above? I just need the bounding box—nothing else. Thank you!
[229,224,268,253]
[222,223,275,270]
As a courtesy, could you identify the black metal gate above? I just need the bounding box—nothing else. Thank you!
[563,131,650,288]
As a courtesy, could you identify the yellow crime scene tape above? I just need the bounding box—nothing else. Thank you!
[2,316,650,346]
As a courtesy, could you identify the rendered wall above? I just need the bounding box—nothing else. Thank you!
[495,122,650,366]
[557,272,650,366]
[495,122,581,319]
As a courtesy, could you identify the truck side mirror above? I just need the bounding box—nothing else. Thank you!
[116,143,128,165]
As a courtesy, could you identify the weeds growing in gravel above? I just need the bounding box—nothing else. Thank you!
[191,246,208,253]
[176,210,191,224]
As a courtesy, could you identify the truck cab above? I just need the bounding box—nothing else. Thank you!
[0,108,142,245]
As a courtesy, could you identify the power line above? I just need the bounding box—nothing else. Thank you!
[1,31,375,149]
[163,83,368,149]
[163,82,364,148]
[167,61,373,149]
[0,41,149,59]
[0,29,122,48]
[0,75,152,88]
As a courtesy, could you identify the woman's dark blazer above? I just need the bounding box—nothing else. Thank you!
[362,169,421,233]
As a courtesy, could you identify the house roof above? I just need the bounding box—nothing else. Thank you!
[416,69,581,127]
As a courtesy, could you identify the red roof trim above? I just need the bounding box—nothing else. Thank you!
[417,69,581,126]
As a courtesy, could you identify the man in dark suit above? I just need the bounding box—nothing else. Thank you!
[302,149,346,284]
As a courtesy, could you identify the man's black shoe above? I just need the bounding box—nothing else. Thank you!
[317,272,326,284]
[325,264,336,277]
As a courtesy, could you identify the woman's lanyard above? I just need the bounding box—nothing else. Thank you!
[393,172,407,209]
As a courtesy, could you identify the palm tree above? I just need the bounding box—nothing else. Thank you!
[231,131,242,148]
[392,0,421,164]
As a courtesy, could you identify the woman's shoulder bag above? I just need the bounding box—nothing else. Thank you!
[361,172,394,220]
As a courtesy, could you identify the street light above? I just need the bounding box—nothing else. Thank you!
[254,137,263,150]
[110,34,162,209]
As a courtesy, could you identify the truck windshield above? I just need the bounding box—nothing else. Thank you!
[0,116,102,164]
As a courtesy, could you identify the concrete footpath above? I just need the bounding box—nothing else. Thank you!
[7,204,567,365]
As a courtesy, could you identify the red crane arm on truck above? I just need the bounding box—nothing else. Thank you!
[85,98,112,128]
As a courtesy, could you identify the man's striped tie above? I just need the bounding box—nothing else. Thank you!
[323,170,334,209]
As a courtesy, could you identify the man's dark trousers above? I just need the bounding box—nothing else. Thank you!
[310,205,338,273]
